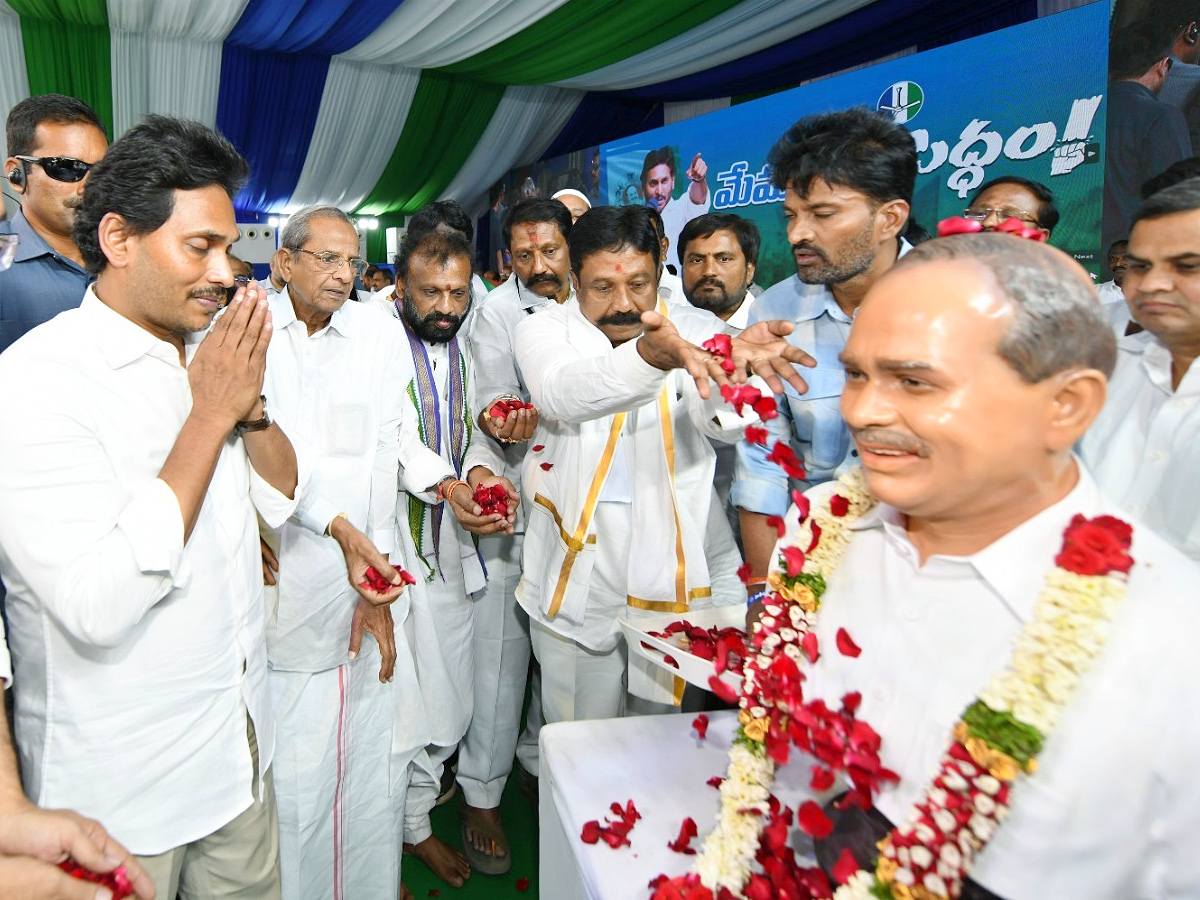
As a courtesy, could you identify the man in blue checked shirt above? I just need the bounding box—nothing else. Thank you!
[733,108,919,577]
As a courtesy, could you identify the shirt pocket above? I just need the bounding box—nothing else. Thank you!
[785,367,850,472]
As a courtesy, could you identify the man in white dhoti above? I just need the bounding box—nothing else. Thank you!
[262,205,458,900]
[458,197,574,874]
[386,227,516,888]
[514,205,814,727]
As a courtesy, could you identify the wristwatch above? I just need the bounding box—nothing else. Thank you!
[235,395,272,434]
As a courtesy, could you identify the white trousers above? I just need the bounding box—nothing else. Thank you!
[458,532,542,807]
[269,641,405,900]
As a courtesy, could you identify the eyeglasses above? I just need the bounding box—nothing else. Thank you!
[289,247,367,277]
[15,155,96,183]
[0,234,17,272]
[963,207,1040,227]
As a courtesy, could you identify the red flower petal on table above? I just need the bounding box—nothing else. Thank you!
[515,877,531,892]
[781,545,805,577]
[532,444,545,452]
[706,775,724,788]
[835,628,862,658]
[810,766,836,792]
[766,515,786,538]
[752,395,778,421]
[580,820,602,844]
[829,494,850,517]
[624,800,641,823]
[766,441,806,479]
[832,847,862,885]
[842,691,862,714]
[791,489,811,522]
[708,674,739,704]
[610,801,625,819]
[540,462,553,471]
[744,876,774,900]
[736,562,754,585]
[662,654,679,668]
[692,714,709,740]
[797,800,834,839]
[600,829,631,849]
[744,425,769,446]
[667,817,699,854]
[936,216,984,237]
[801,630,819,663]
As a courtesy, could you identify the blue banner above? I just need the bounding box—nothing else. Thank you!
[600,1,1109,286]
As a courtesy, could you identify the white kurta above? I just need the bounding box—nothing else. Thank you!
[1080,336,1200,561]
[788,468,1200,898]
[514,299,754,709]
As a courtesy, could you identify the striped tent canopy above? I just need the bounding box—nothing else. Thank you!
[0,0,1070,231]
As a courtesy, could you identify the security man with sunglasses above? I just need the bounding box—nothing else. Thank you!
[1,94,108,354]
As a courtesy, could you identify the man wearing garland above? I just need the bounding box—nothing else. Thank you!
[513,205,812,729]
[733,108,917,580]
[386,226,516,889]
[759,234,1200,898]
[1081,177,1200,562]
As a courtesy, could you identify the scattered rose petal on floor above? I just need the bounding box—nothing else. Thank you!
[692,714,709,740]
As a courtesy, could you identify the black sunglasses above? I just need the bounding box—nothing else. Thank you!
[16,155,96,183]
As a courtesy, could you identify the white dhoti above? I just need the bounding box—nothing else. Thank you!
[457,531,535,808]
[401,512,477,843]
[270,639,405,900]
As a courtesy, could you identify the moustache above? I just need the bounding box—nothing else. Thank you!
[597,311,644,328]
[64,196,83,210]
[526,272,561,287]
[695,277,725,290]
[793,242,828,261]
[189,288,227,303]
[849,427,930,457]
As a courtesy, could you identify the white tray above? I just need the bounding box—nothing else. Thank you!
[620,605,747,692]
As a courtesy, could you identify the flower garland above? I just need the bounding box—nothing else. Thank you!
[667,469,1134,900]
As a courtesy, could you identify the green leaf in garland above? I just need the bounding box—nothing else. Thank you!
[962,700,1045,766]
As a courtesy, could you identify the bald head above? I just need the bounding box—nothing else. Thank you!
[889,233,1115,381]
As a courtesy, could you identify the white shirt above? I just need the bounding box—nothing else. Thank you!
[0,289,299,854]
[659,189,710,268]
[262,293,444,672]
[1096,280,1132,338]
[723,293,755,332]
[792,468,1200,898]
[1080,337,1200,560]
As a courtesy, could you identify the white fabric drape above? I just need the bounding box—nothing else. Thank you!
[339,0,571,68]
[436,84,583,219]
[285,59,421,213]
[664,98,730,126]
[553,0,879,91]
[0,0,29,161]
[107,0,248,138]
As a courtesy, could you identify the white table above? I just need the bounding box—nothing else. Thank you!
[540,710,824,900]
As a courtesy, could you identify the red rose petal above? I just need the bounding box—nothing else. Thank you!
[936,216,984,237]
[797,800,834,839]
[515,877,531,892]
[744,425,768,446]
[488,405,507,419]
[835,628,861,658]
[532,444,545,451]
[791,489,811,522]
[540,462,553,471]
[810,766,836,792]
[766,515,786,538]
[692,714,709,741]
[708,674,739,704]
[766,441,806,479]
[581,820,602,844]
[842,691,862,714]
[662,654,679,668]
[667,817,699,854]
[801,630,819,663]
[600,829,631,849]
[781,545,805,577]
[706,775,724,789]
[736,562,754,585]
[752,395,778,421]
[832,847,862,885]
[829,494,850,517]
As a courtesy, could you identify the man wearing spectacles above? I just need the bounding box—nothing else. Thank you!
[1,94,107,354]
[963,175,1059,241]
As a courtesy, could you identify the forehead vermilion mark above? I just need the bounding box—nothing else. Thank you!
[615,264,623,273]
[524,226,539,243]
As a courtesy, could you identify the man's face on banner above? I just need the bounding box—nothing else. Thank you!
[643,164,674,212]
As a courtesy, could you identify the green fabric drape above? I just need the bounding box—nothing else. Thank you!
[8,0,113,136]
[355,72,505,216]
[436,0,746,84]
